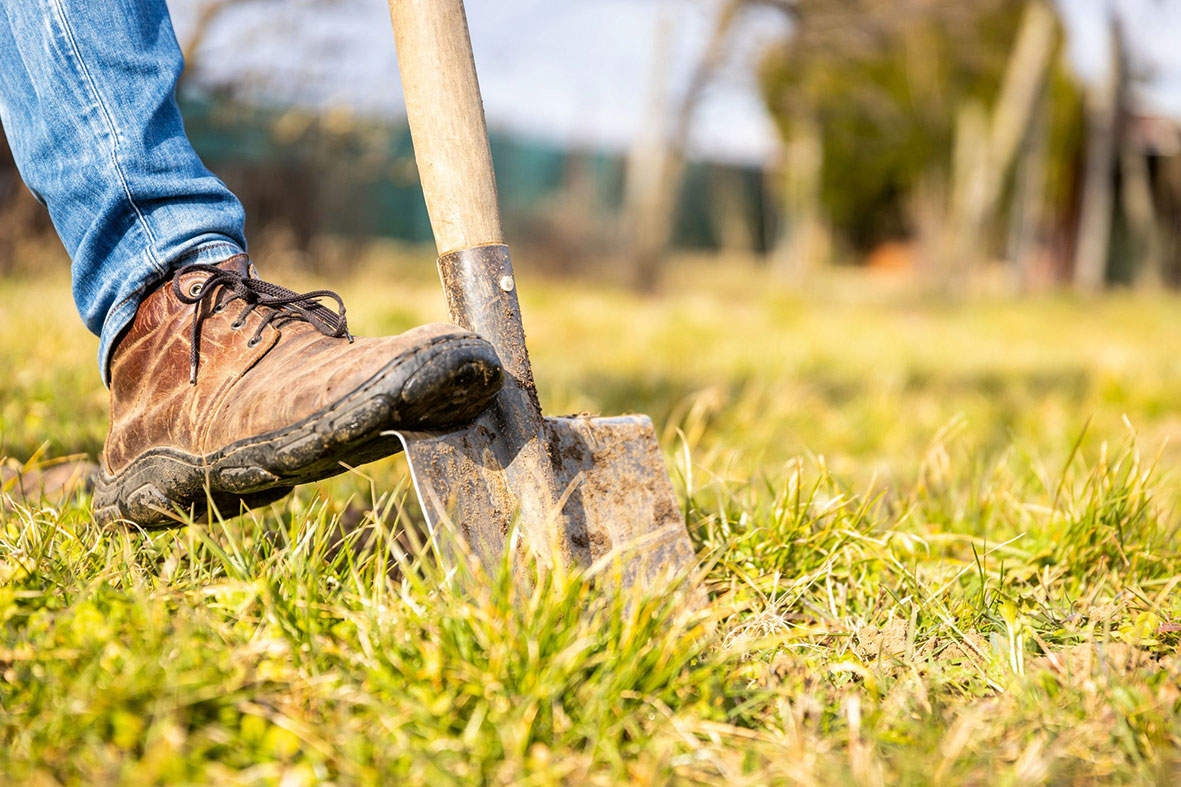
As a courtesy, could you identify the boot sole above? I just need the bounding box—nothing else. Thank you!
[93,333,503,528]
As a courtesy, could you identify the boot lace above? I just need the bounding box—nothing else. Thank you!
[174,263,353,384]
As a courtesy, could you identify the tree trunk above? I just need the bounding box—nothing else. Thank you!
[624,0,743,291]
[623,6,678,292]
[1007,76,1050,291]
[772,112,827,277]
[1074,18,1124,292]
[939,0,1057,287]
[1120,138,1163,287]
[709,165,756,258]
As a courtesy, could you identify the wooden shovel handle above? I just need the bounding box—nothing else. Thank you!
[387,0,504,255]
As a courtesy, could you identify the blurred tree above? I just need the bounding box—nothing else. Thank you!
[940,1,1060,288]
[758,0,1083,270]
[1073,14,1124,292]
[1120,129,1164,288]
[626,0,797,290]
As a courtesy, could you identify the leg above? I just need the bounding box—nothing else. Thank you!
[0,0,246,384]
[0,1,503,526]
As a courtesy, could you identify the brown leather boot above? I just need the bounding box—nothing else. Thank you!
[93,255,503,527]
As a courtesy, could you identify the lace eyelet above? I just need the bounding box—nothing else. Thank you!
[187,281,204,298]
[247,336,262,348]
[230,319,244,330]
[213,302,226,313]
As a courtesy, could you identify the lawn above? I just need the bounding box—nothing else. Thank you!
[3,246,1181,784]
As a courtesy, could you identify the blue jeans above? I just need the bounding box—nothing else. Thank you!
[0,0,247,384]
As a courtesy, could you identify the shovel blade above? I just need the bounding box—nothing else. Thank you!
[393,413,695,589]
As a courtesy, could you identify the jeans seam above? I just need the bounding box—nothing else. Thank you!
[172,242,242,267]
[47,0,167,277]
[109,288,144,319]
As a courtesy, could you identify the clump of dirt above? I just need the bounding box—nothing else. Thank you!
[929,635,990,663]
[1029,641,1177,677]
[855,619,911,658]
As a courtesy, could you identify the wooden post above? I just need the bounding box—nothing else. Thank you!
[1120,130,1164,287]
[1074,17,1123,292]
[1007,77,1050,290]
[938,1,1056,288]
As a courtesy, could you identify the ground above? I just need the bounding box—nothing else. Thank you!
[2,246,1180,784]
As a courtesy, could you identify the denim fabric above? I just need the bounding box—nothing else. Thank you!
[0,0,247,384]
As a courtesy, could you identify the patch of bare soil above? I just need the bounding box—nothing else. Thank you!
[1030,641,1179,679]
[0,457,99,508]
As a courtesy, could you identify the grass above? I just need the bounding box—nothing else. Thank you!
[2,246,1181,784]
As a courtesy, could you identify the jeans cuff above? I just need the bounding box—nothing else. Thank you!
[97,239,246,388]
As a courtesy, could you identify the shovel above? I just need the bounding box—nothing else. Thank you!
[385,0,695,588]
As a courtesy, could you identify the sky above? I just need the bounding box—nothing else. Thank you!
[1057,0,1181,117]
[168,0,1181,166]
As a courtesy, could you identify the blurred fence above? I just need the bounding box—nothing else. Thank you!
[178,97,772,270]
[0,96,771,276]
